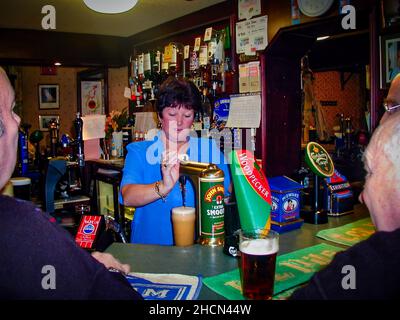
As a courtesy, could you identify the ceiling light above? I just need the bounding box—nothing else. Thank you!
[83,0,138,14]
[317,36,330,41]
[54,62,61,66]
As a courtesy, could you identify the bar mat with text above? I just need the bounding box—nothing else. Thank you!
[125,272,202,300]
[316,217,375,246]
[203,243,343,300]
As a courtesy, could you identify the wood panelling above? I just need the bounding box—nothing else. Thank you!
[0,28,128,67]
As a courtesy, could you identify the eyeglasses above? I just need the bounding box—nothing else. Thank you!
[383,101,400,113]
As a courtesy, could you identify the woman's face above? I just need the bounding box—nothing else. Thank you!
[160,105,194,143]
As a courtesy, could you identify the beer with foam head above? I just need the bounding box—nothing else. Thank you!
[172,206,196,246]
[239,230,279,300]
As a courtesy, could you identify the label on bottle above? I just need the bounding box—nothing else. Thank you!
[190,50,199,71]
[154,51,161,73]
[138,54,144,76]
[199,45,208,66]
[204,27,213,42]
[184,45,190,60]
[164,44,176,64]
[194,37,201,52]
[144,53,151,72]
[207,40,217,60]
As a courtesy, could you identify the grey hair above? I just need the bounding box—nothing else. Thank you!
[383,122,400,172]
[370,113,400,182]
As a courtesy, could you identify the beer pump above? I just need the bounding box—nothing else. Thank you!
[74,112,84,168]
[48,118,60,158]
[179,157,225,246]
[301,142,334,224]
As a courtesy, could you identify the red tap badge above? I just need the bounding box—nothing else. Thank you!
[75,215,103,249]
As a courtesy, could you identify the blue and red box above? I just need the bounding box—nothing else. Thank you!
[268,176,304,233]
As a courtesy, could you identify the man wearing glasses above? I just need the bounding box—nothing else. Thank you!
[382,73,400,124]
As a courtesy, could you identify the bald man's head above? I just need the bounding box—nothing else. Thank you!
[360,110,400,231]
[0,68,19,190]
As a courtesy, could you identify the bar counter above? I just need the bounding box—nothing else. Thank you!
[106,203,369,299]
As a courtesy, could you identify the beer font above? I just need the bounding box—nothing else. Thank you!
[229,150,272,233]
[179,159,225,246]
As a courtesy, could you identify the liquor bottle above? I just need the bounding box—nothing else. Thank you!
[165,43,178,77]
[189,48,201,88]
[152,50,162,89]
[222,57,235,94]
[138,53,145,83]
[129,57,139,111]
[160,52,170,83]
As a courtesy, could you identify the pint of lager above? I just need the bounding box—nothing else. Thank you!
[239,229,279,300]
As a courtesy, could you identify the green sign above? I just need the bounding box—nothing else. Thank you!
[305,142,334,177]
[316,217,375,246]
[203,243,343,300]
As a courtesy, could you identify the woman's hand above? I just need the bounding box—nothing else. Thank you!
[160,150,180,194]
[91,251,131,275]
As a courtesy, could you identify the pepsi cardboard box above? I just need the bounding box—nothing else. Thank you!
[269,176,303,223]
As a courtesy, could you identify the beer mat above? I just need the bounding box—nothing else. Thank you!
[316,217,375,246]
[203,243,343,300]
[125,272,202,300]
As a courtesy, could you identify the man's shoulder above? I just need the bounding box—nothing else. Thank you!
[0,195,41,214]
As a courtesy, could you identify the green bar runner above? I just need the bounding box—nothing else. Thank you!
[316,217,375,246]
[203,243,343,300]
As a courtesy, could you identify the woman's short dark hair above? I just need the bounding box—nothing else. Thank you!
[156,76,202,118]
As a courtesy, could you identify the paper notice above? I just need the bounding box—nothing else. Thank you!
[124,87,131,99]
[82,114,106,140]
[236,15,268,54]
[248,61,261,92]
[225,94,261,128]
[239,64,250,93]
[238,0,261,20]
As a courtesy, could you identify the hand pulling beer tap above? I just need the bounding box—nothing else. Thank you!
[179,175,187,207]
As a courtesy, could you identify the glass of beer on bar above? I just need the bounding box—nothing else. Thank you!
[238,229,279,300]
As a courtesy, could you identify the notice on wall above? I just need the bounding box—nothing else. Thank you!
[225,94,261,128]
[82,114,106,140]
[238,0,261,20]
[236,15,268,54]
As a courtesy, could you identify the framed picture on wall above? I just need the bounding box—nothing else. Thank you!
[38,84,60,109]
[381,34,400,88]
[80,80,103,115]
[77,68,108,116]
[38,115,59,131]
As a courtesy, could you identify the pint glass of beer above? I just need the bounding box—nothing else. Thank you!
[239,229,279,300]
[172,206,196,246]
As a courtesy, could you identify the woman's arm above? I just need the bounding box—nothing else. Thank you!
[121,150,180,207]
[121,182,167,207]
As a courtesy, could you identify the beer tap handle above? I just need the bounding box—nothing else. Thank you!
[179,175,187,207]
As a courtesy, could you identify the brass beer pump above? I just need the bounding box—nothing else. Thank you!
[179,156,225,246]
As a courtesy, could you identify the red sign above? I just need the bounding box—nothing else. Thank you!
[75,215,102,249]
[237,150,272,205]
